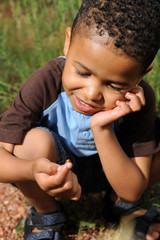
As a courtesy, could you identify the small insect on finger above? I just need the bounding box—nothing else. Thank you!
[65,159,71,163]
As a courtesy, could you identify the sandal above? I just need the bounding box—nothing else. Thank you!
[103,193,160,239]
[24,206,67,240]
[133,206,160,240]
[102,192,143,225]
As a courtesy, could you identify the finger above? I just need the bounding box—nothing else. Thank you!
[70,183,81,200]
[47,177,74,196]
[65,173,81,200]
[45,170,73,195]
[54,172,81,200]
[116,100,131,115]
[55,183,81,200]
[130,85,146,106]
[47,184,73,196]
[57,162,72,172]
[37,163,73,191]
[51,162,73,186]
[36,158,59,175]
[125,92,142,112]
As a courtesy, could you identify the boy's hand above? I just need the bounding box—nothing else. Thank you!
[32,158,81,200]
[91,85,145,129]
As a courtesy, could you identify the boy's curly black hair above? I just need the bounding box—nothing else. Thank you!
[71,0,160,71]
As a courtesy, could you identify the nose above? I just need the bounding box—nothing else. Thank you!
[84,85,103,102]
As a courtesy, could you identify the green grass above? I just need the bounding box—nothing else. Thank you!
[0,0,82,110]
[145,51,160,113]
[0,0,160,112]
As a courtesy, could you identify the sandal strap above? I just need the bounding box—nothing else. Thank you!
[29,207,67,231]
[141,206,160,223]
[113,199,142,216]
[25,229,54,240]
[115,198,143,211]
[102,194,143,224]
[134,206,160,239]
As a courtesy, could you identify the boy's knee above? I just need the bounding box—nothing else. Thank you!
[13,128,57,162]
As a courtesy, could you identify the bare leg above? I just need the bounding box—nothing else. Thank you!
[114,151,160,240]
[145,151,160,240]
[13,128,61,213]
[123,151,160,239]
[149,151,160,186]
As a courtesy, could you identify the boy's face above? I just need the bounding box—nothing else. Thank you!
[62,28,144,116]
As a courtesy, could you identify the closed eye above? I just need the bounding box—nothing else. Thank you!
[110,84,127,92]
[76,70,91,77]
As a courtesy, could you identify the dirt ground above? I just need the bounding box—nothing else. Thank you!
[0,183,29,239]
[1,182,157,240]
[0,183,108,240]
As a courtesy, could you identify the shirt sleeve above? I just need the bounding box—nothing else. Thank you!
[113,80,157,157]
[0,58,65,144]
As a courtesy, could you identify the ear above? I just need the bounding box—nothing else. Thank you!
[138,64,153,83]
[63,27,72,57]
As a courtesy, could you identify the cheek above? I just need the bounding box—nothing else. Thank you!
[63,72,81,92]
[62,71,72,90]
[117,92,126,101]
[63,78,76,91]
[62,76,77,96]
[104,92,126,109]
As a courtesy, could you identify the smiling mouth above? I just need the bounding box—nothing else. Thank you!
[79,100,90,107]
[73,95,99,114]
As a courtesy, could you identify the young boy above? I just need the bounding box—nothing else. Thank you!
[0,0,160,239]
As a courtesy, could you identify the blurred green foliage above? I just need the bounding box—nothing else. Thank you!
[0,0,160,113]
[145,52,160,113]
[0,0,81,110]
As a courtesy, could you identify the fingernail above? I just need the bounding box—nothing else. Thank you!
[66,162,72,169]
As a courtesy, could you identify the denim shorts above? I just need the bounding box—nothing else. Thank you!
[40,127,111,193]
